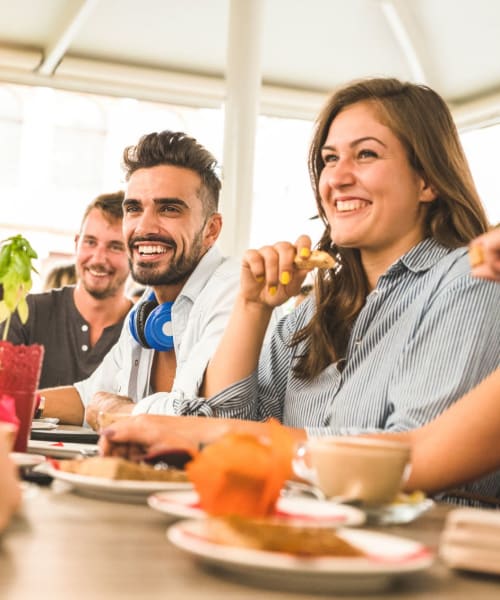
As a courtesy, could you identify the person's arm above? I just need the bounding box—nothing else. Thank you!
[0,428,21,532]
[42,386,85,425]
[201,238,311,397]
[98,413,306,461]
[375,369,500,494]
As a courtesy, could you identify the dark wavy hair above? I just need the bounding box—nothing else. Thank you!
[122,130,221,217]
[293,77,489,379]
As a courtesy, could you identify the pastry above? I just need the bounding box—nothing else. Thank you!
[294,250,336,270]
[206,515,364,557]
[57,456,188,482]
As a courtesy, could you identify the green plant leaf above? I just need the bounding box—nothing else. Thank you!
[0,245,11,277]
[17,297,29,324]
[0,300,10,324]
[0,234,38,340]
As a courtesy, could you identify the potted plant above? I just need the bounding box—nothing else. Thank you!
[0,235,44,452]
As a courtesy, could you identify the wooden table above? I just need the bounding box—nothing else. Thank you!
[1,485,499,600]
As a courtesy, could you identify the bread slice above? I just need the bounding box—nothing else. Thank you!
[206,515,364,557]
[57,456,188,482]
[294,250,336,270]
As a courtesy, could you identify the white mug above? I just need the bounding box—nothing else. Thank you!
[293,436,411,506]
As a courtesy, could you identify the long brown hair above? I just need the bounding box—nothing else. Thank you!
[293,78,489,379]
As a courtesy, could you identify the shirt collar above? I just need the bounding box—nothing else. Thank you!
[174,245,226,304]
[387,238,455,276]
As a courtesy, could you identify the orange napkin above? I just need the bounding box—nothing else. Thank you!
[186,420,294,518]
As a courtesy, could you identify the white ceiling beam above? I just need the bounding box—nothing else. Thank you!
[451,91,500,131]
[0,51,325,120]
[37,0,100,76]
[379,0,431,85]
[2,45,499,129]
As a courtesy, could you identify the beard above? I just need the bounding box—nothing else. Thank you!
[130,228,206,286]
[78,265,128,300]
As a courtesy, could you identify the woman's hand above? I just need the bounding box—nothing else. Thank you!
[239,235,313,307]
[98,414,230,461]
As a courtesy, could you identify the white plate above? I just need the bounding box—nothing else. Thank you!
[31,421,58,430]
[28,440,99,459]
[167,519,433,594]
[46,465,193,504]
[364,498,435,525]
[149,490,366,526]
[10,452,46,469]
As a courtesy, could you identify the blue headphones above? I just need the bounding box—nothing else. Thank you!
[128,292,174,351]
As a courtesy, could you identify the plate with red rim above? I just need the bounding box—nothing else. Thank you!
[167,519,434,594]
[28,440,99,459]
[148,490,366,526]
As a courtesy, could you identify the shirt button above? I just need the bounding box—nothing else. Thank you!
[355,338,362,345]
[81,344,89,352]
[81,324,89,332]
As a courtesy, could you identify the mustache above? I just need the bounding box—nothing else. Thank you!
[86,264,112,274]
[128,235,177,252]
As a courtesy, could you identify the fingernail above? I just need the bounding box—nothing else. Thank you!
[101,428,115,439]
[255,275,265,283]
[299,247,310,258]
[268,285,277,296]
[280,271,291,285]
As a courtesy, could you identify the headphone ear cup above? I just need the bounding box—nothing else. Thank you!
[143,302,174,352]
[129,299,158,348]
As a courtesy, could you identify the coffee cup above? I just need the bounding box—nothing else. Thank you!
[293,436,411,506]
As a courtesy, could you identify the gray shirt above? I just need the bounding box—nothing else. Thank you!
[1,286,127,388]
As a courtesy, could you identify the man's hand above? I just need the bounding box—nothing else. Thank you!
[85,392,134,431]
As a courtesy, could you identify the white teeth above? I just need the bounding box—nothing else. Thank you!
[88,268,108,277]
[137,245,168,255]
[336,199,368,212]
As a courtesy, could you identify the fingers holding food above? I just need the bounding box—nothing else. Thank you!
[294,249,336,270]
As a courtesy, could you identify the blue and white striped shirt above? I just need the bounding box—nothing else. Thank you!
[181,239,500,502]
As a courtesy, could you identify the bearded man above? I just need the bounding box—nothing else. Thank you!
[1,191,132,388]
[41,131,239,428]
